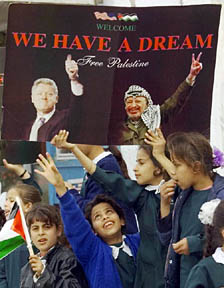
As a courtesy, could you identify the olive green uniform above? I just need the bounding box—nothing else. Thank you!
[121,80,193,145]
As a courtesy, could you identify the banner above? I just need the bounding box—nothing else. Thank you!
[0,47,42,164]
[1,3,221,145]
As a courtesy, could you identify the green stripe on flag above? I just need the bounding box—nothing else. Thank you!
[0,235,24,260]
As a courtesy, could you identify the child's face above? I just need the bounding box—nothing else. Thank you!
[171,154,195,190]
[91,202,124,245]
[134,148,160,186]
[4,188,25,219]
[30,220,62,256]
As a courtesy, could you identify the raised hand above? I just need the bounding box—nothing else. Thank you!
[145,128,166,159]
[65,54,79,81]
[35,153,66,196]
[51,130,75,151]
[145,128,176,178]
[3,159,25,177]
[189,52,203,77]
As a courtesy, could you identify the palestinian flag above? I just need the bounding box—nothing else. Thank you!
[0,203,26,259]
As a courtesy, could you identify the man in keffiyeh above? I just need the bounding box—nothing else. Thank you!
[119,53,203,145]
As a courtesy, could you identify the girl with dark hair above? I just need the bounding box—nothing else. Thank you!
[20,203,88,288]
[34,155,140,288]
[145,128,224,288]
[50,129,170,288]
[184,199,224,288]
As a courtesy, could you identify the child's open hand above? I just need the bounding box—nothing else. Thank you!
[144,128,166,159]
[51,130,75,151]
[35,153,66,197]
[172,238,190,255]
[29,255,44,277]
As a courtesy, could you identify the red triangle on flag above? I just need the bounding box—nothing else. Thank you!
[11,209,26,241]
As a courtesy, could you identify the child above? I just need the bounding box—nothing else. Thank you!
[35,153,140,288]
[145,129,224,288]
[0,183,42,288]
[67,144,138,234]
[184,199,224,288]
[20,203,88,288]
[50,129,169,288]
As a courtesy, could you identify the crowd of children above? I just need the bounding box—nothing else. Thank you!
[0,128,224,288]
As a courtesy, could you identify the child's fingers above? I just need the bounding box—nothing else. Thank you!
[36,158,46,171]
[36,155,49,171]
[50,135,57,145]
[156,128,165,141]
[34,168,44,176]
[172,242,182,253]
[46,152,54,165]
[147,130,156,139]
[59,129,68,137]
[2,159,8,167]
[38,154,50,166]
[64,130,69,141]
[144,138,150,145]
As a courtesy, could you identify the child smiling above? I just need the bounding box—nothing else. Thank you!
[35,153,140,288]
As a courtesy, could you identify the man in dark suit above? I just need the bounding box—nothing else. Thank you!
[24,54,83,142]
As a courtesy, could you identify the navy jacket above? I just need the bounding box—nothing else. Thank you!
[157,173,224,288]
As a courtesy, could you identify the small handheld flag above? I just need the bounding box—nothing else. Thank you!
[0,202,25,260]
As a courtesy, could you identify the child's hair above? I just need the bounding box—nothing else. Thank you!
[167,132,213,176]
[26,203,62,230]
[204,200,224,257]
[139,145,170,180]
[26,203,69,246]
[8,183,42,204]
[85,194,126,234]
[0,207,6,229]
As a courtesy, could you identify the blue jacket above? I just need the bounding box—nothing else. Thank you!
[59,191,140,288]
[69,153,138,234]
[157,173,224,288]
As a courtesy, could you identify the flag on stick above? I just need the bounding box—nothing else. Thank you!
[0,202,25,260]
[16,196,34,256]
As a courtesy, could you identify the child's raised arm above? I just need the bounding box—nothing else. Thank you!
[144,128,176,178]
[34,153,100,267]
[3,159,30,179]
[51,130,96,175]
[34,153,67,197]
